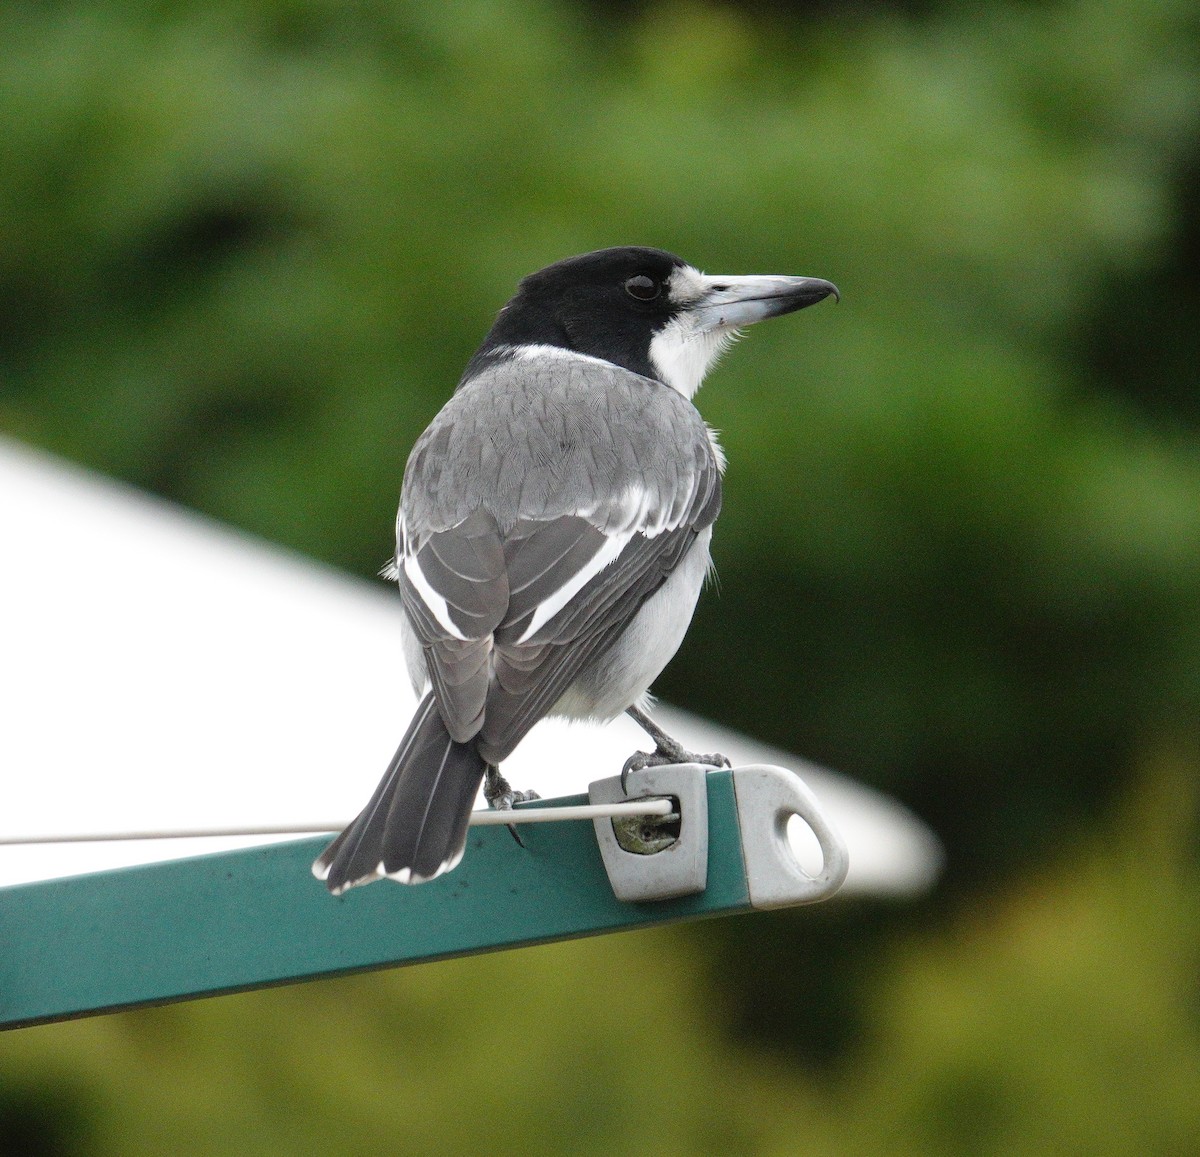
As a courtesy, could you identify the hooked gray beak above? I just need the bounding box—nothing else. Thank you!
[692,274,839,332]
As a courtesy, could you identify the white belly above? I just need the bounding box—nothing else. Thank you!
[551,526,712,721]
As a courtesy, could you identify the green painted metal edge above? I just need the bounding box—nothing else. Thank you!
[0,773,750,1030]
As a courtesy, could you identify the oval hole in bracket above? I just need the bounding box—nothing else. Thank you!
[731,765,849,910]
[785,812,825,877]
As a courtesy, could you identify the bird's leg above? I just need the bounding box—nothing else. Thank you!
[484,764,540,847]
[621,704,731,790]
[484,765,541,809]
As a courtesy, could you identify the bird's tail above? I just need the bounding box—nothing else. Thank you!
[313,693,486,893]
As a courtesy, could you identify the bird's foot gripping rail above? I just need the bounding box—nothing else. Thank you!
[0,765,846,1030]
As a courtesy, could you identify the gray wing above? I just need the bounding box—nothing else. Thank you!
[395,354,722,763]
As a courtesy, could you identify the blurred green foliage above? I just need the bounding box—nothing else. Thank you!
[3,0,1200,1151]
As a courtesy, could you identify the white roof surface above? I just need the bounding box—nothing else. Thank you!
[0,436,941,894]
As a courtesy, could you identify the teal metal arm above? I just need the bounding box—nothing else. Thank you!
[0,767,845,1030]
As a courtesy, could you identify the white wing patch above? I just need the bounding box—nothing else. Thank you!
[512,473,705,646]
[382,508,404,581]
[398,486,692,649]
[513,526,636,644]
[402,540,469,642]
[580,482,682,537]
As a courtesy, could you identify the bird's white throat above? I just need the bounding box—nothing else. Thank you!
[649,316,738,400]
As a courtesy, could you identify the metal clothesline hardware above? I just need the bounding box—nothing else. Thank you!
[0,799,676,846]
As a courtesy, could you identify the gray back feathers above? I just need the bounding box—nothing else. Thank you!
[402,355,719,539]
[395,352,722,764]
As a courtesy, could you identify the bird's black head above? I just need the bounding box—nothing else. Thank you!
[470,247,688,381]
[467,246,838,398]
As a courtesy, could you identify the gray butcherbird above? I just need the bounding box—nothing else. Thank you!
[315,247,837,893]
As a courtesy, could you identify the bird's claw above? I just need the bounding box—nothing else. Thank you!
[620,747,730,792]
[484,768,540,846]
[484,768,540,810]
[486,786,542,810]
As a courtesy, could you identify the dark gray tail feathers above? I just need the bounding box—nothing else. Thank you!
[313,694,487,893]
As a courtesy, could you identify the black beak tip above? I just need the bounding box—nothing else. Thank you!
[776,278,839,317]
[810,278,840,306]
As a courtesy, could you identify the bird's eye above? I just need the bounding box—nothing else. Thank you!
[624,275,661,302]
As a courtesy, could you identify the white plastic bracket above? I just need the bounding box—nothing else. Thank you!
[731,764,849,909]
[588,763,848,907]
[589,764,709,902]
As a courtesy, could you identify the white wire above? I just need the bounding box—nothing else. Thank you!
[0,798,676,845]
